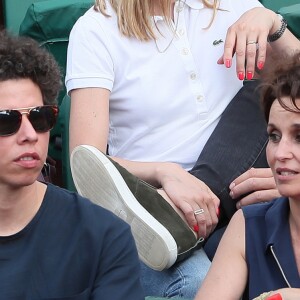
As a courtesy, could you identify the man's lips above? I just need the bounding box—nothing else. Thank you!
[15,152,40,162]
[14,152,41,168]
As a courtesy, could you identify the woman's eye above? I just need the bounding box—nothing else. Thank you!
[268,132,280,142]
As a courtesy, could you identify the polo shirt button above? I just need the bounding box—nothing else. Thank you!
[182,48,189,55]
[190,72,197,80]
[197,95,203,102]
[178,29,185,36]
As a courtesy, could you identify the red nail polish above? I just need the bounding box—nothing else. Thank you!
[247,71,253,80]
[225,59,231,68]
[238,72,244,80]
[257,61,264,70]
[193,225,199,232]
[216,207,220,217]
[267,293,282,300]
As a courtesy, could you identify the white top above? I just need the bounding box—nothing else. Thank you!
[66,0,262,170]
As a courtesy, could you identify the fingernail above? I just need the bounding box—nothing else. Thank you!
[236,202,241,209]
[257,61,264,70]
[225,59,231,68]
[238,72,244,80]
[246,71,253,80]
[193,225,199,232]
[216,207,220,217]
[230,191,234,198]
[267,293,282,300]
[229,182,235,189]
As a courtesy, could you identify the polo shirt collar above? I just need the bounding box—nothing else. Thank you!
[185,0,231,11]
[153,0,230,22]
[153,0,204,21]
[185,0,204,9]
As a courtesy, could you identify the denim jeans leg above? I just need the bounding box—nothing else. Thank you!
[140,248,210,299]
[189,80,269,258]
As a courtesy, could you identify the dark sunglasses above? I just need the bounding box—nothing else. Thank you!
[0,105,59,137]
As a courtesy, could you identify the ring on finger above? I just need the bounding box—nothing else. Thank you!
[247,40,259,51]
[246,40,257,45]
[194,208,205,216]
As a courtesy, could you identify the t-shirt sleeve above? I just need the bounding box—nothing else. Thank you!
[65,13,114,94]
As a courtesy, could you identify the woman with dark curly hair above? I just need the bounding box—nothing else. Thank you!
[196,51,300,300]
[0,30,144,300]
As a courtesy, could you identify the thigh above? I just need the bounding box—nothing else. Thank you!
[140,248,211,299]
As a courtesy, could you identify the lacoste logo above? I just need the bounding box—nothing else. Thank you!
[213,39,223,46]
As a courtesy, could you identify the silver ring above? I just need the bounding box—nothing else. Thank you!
[194,208,204,216]
[246,40,257,45]
[246,40,259,51]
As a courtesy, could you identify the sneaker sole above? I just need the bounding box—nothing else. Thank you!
[71,145,177,270]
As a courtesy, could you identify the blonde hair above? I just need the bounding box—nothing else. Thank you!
[94,0,219,41]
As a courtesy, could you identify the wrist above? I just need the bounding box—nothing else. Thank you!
[155,162,181,186]
[268,13,287,42]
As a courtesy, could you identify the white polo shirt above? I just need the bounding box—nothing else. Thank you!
[66,0,262,170]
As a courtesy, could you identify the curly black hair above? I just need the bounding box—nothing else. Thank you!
[0,30,62,105]
[261,51,300,122]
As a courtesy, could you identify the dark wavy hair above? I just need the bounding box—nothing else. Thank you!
[261,51,300,122]
[0,30,62,105]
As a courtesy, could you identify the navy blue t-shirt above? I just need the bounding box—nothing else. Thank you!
[0,183,145,300]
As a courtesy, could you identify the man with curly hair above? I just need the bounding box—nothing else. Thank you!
[0,30,144,299]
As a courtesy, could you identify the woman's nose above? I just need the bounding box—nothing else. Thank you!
[275,139,293,160]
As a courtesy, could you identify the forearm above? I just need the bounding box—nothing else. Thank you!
[195,210,247,300]
[110,156,181,188]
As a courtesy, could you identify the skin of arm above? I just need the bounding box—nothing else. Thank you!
[195,209,247,300]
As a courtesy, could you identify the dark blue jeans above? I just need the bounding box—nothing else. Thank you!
[189,80,269,259]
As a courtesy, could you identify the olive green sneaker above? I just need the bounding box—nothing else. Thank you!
[71,145,203,271]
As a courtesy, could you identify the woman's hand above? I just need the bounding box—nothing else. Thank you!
[156,163,220,240]
[254,288,300,299]
[230,167,280,209]
[218,7,278,80]
[267,289,300,300]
